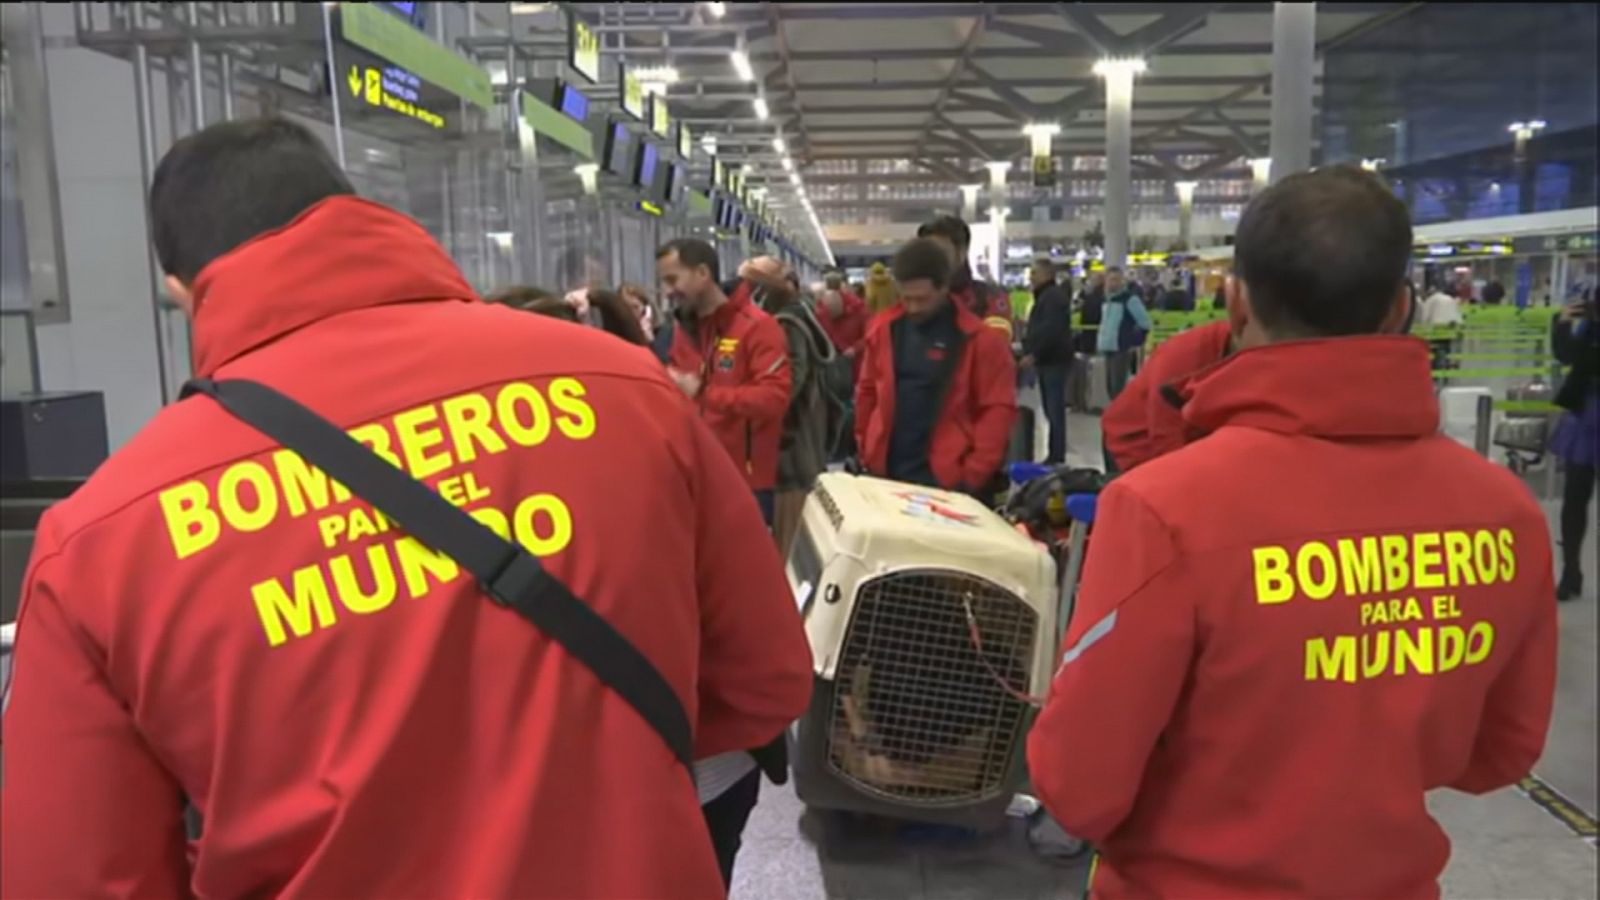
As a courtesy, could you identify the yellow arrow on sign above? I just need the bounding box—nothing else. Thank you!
[347,65,362,98]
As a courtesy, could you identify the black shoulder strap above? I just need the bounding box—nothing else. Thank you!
[181,378,693,768]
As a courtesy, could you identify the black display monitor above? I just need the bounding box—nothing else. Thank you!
[634,141,660,190]
[601,120,633,176]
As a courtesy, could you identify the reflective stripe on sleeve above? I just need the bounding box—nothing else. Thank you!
[1061,609,1118,667]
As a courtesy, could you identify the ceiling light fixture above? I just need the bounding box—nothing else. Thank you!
[731,49,754,82]
[781,156,794,172]
[772,135,786,153]
[1092,58,1147,77]
[753,96,770,120]
[705,1,726,18]
[631,65,680,85]
[1021,122,1061,137]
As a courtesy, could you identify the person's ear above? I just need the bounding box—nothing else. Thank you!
[1225,275,1261,347]
[164,274,196,317]
[1381,283,1413,334]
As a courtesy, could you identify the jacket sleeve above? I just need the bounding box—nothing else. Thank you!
[1101,363,1154,471]
[961,329,1019,489]
[689,415,814,757]
[1449,527,1558,794]
[1,536,191,898]
[1026,483,1194,842]
[855,327,881,459]
[1128,294,1154,331]
[702,317,792,425]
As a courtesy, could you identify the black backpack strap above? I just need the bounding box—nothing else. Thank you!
[181,378,694,768]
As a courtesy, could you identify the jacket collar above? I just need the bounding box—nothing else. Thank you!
[1182,336,1440,439]
[190,196,475,376]
[881,298,986,336]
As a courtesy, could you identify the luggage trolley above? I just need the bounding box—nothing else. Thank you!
[1000,463,1105,859]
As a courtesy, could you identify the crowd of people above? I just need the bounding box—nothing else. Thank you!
[0,116,1579,900]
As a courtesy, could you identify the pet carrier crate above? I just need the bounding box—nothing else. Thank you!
[785,473,1058,827]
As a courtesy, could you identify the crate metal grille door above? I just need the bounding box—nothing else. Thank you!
[826,569,1037,806]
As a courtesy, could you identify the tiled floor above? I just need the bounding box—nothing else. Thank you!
[732,406,1599,899]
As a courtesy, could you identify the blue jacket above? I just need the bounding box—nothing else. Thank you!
[1098,289,1152,354]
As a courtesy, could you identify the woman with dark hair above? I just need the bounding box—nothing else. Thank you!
[489,284,649,347]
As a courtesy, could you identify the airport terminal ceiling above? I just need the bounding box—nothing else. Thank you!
[570,2,1597,230]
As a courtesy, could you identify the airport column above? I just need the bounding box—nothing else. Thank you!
[1174,180,1198,251]
[1268,1,1316,185]
[1095,59,1141,270]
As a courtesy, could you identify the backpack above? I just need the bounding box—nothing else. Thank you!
[773,304,850,451]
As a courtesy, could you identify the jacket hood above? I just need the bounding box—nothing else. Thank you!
[190,196,475,376]
[1181,336,1440,439]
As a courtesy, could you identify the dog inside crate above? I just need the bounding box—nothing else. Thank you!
[827,572,1035,799]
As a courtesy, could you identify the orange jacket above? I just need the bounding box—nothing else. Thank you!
[1102,321,1233,470]
[855,302,1018,491]
[1,197,813,899]
[1029,337,1557,900]
[669,283,792,491]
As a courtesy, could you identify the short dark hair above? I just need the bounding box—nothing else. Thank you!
[892,238,953,288]
[488,285,561,311]
[1233,165,1413,337]
[917,215,971,250]
[656,238,721,283]
[150,117,354,283]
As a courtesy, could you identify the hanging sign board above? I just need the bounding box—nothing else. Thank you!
[568,17,601,84]
[677,122,692,160]
[619,63,647,121]
[1032,154,1057,188]
[334,3,491,135]
[650,94,671,138]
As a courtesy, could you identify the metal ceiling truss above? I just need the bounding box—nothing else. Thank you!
[561,2,1404,189]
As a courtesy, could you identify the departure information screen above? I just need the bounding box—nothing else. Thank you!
[332,3,461,137]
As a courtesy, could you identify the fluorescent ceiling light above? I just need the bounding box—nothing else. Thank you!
[705,1,726,18]
[772,135,786,153]
[731,49,754,82]
[781,156,794,172]
[1022,122,1061,137]
[789,171,802,186]
[753,97,770,120]
[1092,58,1147,77]
[632,66,680,85]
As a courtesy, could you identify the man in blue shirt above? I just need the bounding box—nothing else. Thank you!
[1097,267,1152,399]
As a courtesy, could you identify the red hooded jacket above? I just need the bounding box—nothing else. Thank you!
[1028,337,1557,900]
[1,197,814,899]
[1102,321,1233,470]
[669,283,792,491]
[855,302,1018,491]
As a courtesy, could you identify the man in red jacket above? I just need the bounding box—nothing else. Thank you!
[1101,319,1233,471]
[1030,166,1558,900]
[661,238,792,525]
[1,118,813,900]
[856,238,1017,493]
[918,215,1015,339]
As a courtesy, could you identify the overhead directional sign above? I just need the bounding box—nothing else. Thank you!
[339,2,490,110]
[569,17,601,84]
